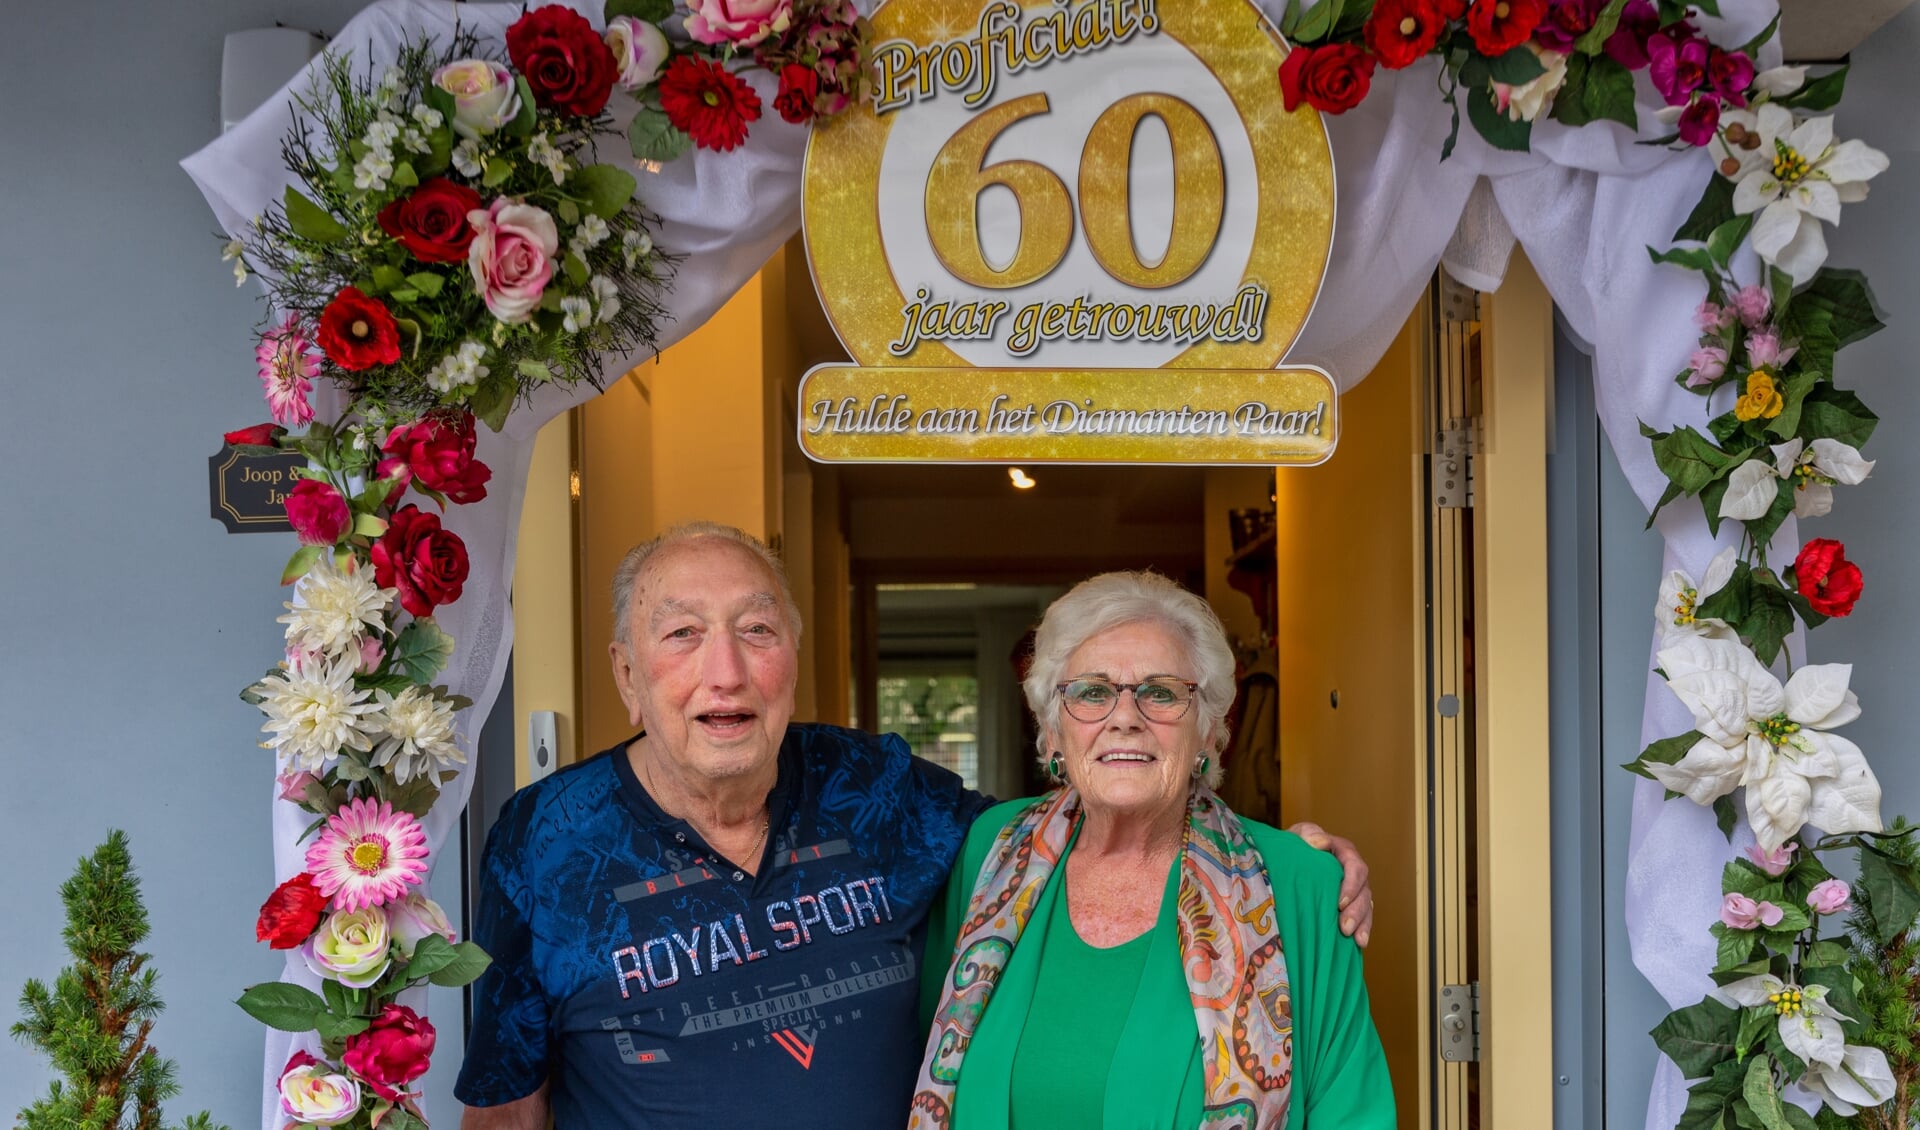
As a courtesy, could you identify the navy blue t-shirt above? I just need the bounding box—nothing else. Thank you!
[455,723,991,1126]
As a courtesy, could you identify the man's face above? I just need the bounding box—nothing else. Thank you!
[610,538,799,783]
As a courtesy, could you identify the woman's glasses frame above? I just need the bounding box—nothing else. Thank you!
[1054,677,1201,723]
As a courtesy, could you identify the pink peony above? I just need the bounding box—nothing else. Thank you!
[685,0,792,46]
[1746,331,1798,370]
[285,480,350,547]
[1730,285,1771,327]
[305,797,429,912]
[1807,879,1852,915]
[1721,892,1785,930]
[466,199,558,325]
[1745,841,1797,876]
[1686,345,1729,387]
[257,318,319,428]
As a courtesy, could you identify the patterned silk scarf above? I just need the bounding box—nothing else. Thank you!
[911,786,1293,1130]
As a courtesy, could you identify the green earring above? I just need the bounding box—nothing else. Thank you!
[1047,753,1063,780]
[1195,755,1210,779]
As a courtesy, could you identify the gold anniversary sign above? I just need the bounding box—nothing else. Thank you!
[801,0,1338,464]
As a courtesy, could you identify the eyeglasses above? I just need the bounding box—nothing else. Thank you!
[1055,677,1199,723]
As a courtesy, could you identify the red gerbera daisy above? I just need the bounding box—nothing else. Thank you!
[1366,0,1446,69]
[658,56,763,153]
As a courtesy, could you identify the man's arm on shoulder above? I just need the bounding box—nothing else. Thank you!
[1287,821,1374,948]
[462,1084,548,1130]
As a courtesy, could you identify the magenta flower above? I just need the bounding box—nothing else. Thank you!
[1678,97,1721,147]
[1648,33,1709,106]
[1603,0,1661,70]
[1721,892,1784,930]
[1686,345,1729,387]
[305,797,429,912]
[1708,48,1754,106]
[1745,841,1797,876]
[1535,0,1606,52]
[1807,879,1851,915]
[257,318,320,428]
[1730,285,1771,328]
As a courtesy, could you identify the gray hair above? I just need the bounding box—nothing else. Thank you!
[610,522,804,648]
[1022,571,1235,789]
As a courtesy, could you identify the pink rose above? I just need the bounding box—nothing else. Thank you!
[1694,300,1734,332]
[466,199,558,325]
[1745,841,1797,876]
[685,0,792,46]
[1721,892,1784,930]
[277,770,321,803]
[1807,879,1852,915]
[357,635,385,675]
[1746,331,1797,370]
[1685,345,1728,387]
[388,891,458,958]
[1730,285,1771,328]
[606,16,669,90]
[285,479,350,547]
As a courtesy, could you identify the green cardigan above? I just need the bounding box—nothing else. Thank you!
[919,798,1397,1130]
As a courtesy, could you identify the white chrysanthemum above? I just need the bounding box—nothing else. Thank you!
[622,228,652,268]
[588,276,621,324]
[368,685,467,784]
[451,138,484,179]
[278,554,394,657]
[1656,547,1738,644]
[253,656,379,773]
[561,295,593,333]
[527,132,567,186]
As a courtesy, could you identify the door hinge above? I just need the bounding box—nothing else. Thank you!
[1433,421,1475,510]
[1438,982,1481,1062]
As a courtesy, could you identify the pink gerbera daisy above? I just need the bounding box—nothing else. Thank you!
[305,797,428,912]
[258,317,320,428]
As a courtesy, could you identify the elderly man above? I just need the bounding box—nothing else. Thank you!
[456,522,1374,1127]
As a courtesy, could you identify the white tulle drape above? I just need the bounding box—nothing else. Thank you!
[182,1,1786,1125]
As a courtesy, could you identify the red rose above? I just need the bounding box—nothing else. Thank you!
[1793,538,1864,617]
[372,504,469,617]
[1366,0,1445,69]
[377,412,492,506]
[506,5,617,117]
[224,423,281,447]
[285,479,350,548]
[658,55,763,152]
[774,63,821,125]
[342,1004,436,1102]
[377,178,485,264]
[1468,0,1546,56]
[1278,43,1377,115]
[256,873,328,949]
[316,287,401,372]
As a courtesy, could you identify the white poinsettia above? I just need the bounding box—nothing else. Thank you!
[1719,458,1782,522]
[1650,636,1882,849]
[252,655,379,773]
[1752,66,1810,98]
[1721,975,1852,1069]
[1771,438,1874,519]
[367,685,467,784]
[277,553,395,658]
[1711,103,1889,283]
[1657,547,1740,643]
[1795,1043,1897,1116]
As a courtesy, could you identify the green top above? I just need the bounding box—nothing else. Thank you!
[920,798,1397,1130]
[1008,872,1169,1127]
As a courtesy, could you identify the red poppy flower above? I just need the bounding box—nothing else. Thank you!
[1467,0,1546,56]
[1793,539,1864,618]
[658,55,763,152]
[315,287,401,371]
[1366,0,1446,69]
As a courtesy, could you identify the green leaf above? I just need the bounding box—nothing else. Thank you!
[1769,266,1796,328]
[406,933,461,980]
[1779,65,1847,112]
[405,272,445,299]
[236,982,329,1032]
[1291,0,1345,43]
[1713,922,1761,971]
[1626,731,1704,779]
[352,512,388,538]
[1706,409,1745,447]
[371,264,407,295]
[355,476,403,513]
[1653,997,1742,1078]
[1650,245,1717,272]
[574,163,638,220]
[385,773,443,819]
[1795,268,1885,351]
[565,252,590,288]
[483,158,514,188]
[1740,487,1799,574]
[1739,562,1796,665]
[1676,176,1738,243]
[1695,559,1753,625]
[517,359,555,383]
[315,1011,371,1040]
[1652,426,1739,493]
[1765,371,1819,441]
[629,107,694,163]
[1796,385,1878,449]
[1579,55,1638,129]
[321,976,356,1018]
[390,161,419,191]
[283,186,349,244]
[1858,847,1920,945]
[1648,478,1685,527]
[427,940,494,987]
[1467,84,1534,151]
[356,673,416,695]
[1783,587,1830,632]
[1576,0,1633,52]
[469,370,516,432]
[424,82,457,124]
[1486,48,1547,84]
[1707,215,1756,268]
[390,618,456,684]
[508,76,538,137]
[1550,55,1597,127]
[1742,1055,1794,1130]
[1715,795,1739,840]
[1735,1004,1774,1059]
[281,544,324,585]
[1279,0,1305,35]
[607,0,675,21]
[1332,0,1378,36]
[557,198,580,226]
[1678,1058,1749,1130]
[1737,13,1781,60]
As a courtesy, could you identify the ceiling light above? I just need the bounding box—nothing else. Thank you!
[1008,467,1036,490]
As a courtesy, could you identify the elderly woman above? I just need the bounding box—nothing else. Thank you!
[913,572,1394,1129]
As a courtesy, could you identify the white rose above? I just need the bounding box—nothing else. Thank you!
[433,59,521,139]
[606,17,670,91]
[388,891,457,958]
[1493,44,1570,123]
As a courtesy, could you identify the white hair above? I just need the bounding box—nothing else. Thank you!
[610,522,803,648]
[1022,571,1235,789]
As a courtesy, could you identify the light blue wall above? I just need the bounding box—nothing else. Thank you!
[0,4,466,1126]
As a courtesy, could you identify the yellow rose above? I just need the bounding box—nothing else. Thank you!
[1734,371,1784,421]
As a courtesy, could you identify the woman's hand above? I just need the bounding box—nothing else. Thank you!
[1288,822,1373,948]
